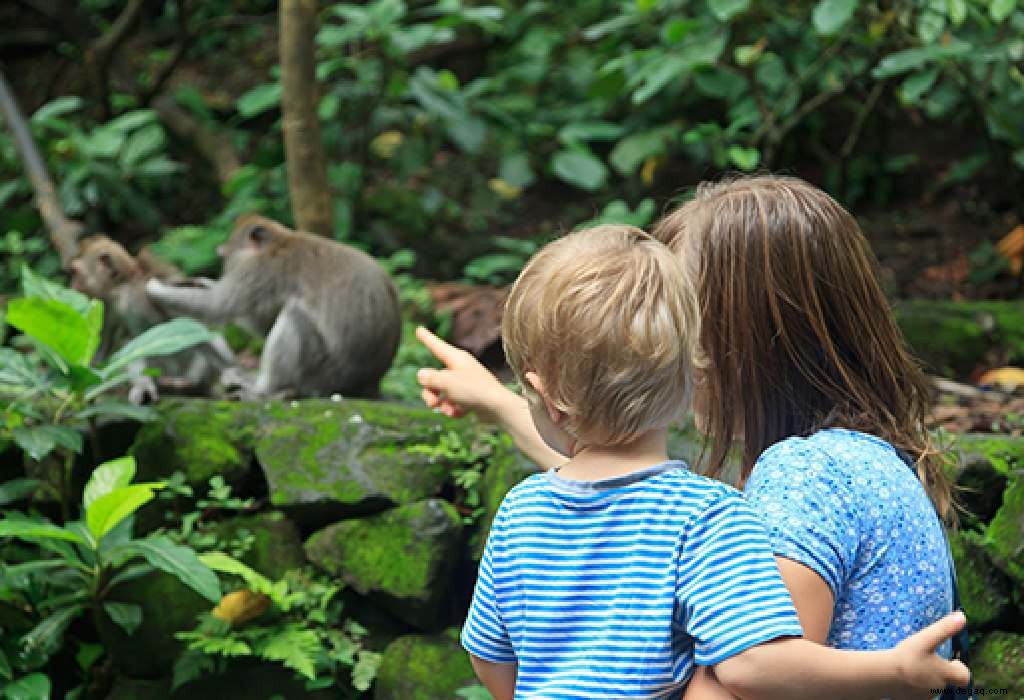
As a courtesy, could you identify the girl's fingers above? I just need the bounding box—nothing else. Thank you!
[421,387,441,409]
[942,659,970,689]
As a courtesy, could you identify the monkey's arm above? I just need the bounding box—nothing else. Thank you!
[146,279,243,325]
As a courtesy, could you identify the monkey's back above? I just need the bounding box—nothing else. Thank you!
[282,229,402,397]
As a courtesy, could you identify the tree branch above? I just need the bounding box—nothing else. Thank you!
[84,0,144,119]
[153,93,242,187]
[0,69,83,264]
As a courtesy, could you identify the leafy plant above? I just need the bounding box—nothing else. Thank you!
[410,429,496,525]
[0,268,212,517]
[159,474,259,559]
[0,456,221,695]
[173,556,380,694]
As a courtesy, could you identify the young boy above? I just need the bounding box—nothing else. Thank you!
[457,225,969,699]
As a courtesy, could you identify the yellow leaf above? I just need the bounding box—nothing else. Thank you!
[641,156,661,186]
[488,178,522,200]
[212,589,271,626]
[978,367,1024,391]
[370,131,404,159]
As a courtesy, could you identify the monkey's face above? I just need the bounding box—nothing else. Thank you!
[69,238,136,302]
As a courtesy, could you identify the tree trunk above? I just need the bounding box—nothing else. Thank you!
[0,69,83,264]
[279,0,333,238]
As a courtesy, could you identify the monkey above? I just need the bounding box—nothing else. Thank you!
[145,215,402,400]
[68,235,236,403]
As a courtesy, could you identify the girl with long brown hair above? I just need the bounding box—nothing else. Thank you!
[415,175,961,696]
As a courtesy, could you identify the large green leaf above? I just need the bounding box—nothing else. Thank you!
[0,479,42,507]
[989,0,1016,21]
[0,348,44,392]
[1,672,51,700]
[83,456,137,510]
[20,605,82,665]
[0,520,85,545]
[86,483,162,540]
[125,536,221,603]
[551,148,608,191]
[101,318,213,377]
[609,126,679,175]
[812,0,857,35]
[6,297,103,369]
[20,266,93,316]
[872,41,972,78]
[237,83,282,119]
[102,601,143,636]
[11,425,83,461]
[76,401,157,422]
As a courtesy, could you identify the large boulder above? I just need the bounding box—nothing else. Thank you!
[256,401,471,527]
[305,499,463,629]
[473,437,535,558]
[984,474,1024,587]
[130,399,258,487]
[106,663,344,700]
[948,530,1011,629]
[96,571,210,678]
[895,300,1024,377]
[374,629,477,700]
[972,632,1024,697]
[212,511,306,579]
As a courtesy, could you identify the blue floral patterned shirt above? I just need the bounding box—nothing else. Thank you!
[744,428,953,655]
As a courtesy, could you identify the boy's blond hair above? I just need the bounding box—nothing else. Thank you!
[502,224,698,447]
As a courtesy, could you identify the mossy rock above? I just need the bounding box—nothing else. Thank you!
[95,571,210,678]
[374,629,477,700]
[106,664,343,700]
[972,632,1024,697]
[212,512,306,580]
[953,434,1018,526]
[305,499,463,629]
[984,474,1024,587]
[256,400,468,527]
[130,399,259,487]
[473,437,535,558]
[948,529,1011,629]
[895,300,1024,377]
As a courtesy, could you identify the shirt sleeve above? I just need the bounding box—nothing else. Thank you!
[461,502,516,664]
[677,490,804,667]
[743,440,861,597]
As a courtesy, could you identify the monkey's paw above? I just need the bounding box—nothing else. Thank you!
[221,366,260,402]
[128,375,160,405]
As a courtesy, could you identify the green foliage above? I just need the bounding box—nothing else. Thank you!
[173,563,380,694]
[409,430,497,525]
[0,456,219,696]
[1,270,212,516]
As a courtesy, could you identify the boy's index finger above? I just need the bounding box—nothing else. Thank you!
[415,326,462,367]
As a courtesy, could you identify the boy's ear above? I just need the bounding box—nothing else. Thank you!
[524,371,564,426]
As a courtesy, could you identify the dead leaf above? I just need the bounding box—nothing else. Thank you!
[996,224,1024,274]
[921,253,969,286]
[977,367,1024,391]
[212,589,271,626]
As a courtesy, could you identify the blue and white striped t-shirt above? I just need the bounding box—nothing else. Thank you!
[461,461,804,699]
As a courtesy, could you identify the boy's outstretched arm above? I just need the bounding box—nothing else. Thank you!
[713,611,970,700]
[469,655,517,700]
[415,326,564,469]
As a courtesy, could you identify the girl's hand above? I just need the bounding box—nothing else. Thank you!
[415,326,512,423]
[892,611,971,695]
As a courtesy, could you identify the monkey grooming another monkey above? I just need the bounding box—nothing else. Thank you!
[145,215,402,400]
[69,235,236,403]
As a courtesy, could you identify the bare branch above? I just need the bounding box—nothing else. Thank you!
[0,69,83,264]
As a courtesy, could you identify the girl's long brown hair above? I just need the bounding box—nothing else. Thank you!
[653,175,952,519]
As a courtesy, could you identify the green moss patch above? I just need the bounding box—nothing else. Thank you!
[374,629,477,700]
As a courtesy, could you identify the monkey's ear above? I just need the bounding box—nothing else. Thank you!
[246,224,271,248]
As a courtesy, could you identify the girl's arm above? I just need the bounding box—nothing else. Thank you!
[775,556,833,643]
[415,327,564,469]
[713,611,970,700]
[469,656,517,700]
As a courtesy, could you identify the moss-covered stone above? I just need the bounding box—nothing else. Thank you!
[96,571,210,678]
[984,474,1024,587]
[972,632,1024,697]
[374,628,477,700]
[256,400,467,526]
[895,300,1024,377]
[305,499,463,629]
[129,399,258,487]
[106,663,344,700]
[948,529,1011,628]
[212,512,305,579]
[953,435,1018,527]
[473,437,535,558]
